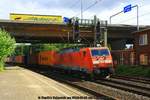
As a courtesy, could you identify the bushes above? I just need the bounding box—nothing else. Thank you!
[0,29,16,71]
[115,65,150,77]
[0,62,4,71]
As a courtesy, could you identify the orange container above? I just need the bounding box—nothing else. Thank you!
[15,55,23,63]
[38,50,56,66]
[28,54,39,65]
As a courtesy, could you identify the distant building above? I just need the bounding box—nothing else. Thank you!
[133,28,150,66]
[111,49,135,67]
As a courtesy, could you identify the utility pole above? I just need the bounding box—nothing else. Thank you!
[68,32,70,44]
[104,21,108,47]
[94,15,97,47]
[81,0,83,19]
[104,28,107,47]
[137,5,139,31]
[132,5,139,31]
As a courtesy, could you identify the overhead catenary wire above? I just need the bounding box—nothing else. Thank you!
[72,0,102,18]
[69,0,80,9]
[83,0,101,13]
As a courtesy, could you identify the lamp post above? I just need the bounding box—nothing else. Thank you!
[132,5,139,31]
[110,4,139,31]
[109,10,123,24]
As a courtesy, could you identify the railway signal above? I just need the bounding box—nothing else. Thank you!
[74,20,79,32]
[73,20,80,42]
[94,16,108,47]
[96,20,101,43]
[68,19,72,25]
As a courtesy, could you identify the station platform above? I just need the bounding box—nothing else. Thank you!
[0,65,89,100]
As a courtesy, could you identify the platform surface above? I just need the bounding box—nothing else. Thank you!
[0,66,89,100]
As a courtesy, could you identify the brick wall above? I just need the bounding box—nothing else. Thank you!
[111,49,135,66]
[133,28,150,66]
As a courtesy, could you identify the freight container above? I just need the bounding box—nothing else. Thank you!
[15,55,24,64]
[38,50,56,66]
[27,54,39,65]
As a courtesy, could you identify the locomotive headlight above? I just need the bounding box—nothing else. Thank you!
[93,61,99,64]
[105,60,112,63]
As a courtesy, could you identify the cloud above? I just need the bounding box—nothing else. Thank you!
[0,0,150,25]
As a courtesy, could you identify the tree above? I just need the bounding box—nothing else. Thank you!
[0,29,16,71]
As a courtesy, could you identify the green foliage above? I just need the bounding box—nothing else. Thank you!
[12,44,30,56]
[0,62,4,71]
[115,65,150,77]
[13,43,85,56]
[0,29,16,70]
[13,43,77,56]
[30,43,77,53]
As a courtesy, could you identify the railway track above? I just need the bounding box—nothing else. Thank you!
[22,65,150,100]
[112,75,150,84]
[95,77,150,97]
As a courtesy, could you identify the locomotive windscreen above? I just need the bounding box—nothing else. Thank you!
[91,49,109,56]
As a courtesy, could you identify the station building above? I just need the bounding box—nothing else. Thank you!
[133,28,150,66]
[111,49,135,67]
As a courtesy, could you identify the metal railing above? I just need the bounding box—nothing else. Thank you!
[71,18,107,27]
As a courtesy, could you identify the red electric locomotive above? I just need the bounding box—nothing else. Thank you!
[55,47,114,77]
[7,46,114,78]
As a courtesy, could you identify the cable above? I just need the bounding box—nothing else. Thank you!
[69,0,80,9]
[72,0,102,18]
[83,0,102,13]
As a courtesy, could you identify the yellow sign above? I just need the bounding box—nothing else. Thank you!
[10,13,62,23]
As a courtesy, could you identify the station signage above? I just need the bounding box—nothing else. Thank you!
[10,13,63,23]
[124,4,132,13]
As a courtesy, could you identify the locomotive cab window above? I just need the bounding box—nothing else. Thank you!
[91,49,109,56]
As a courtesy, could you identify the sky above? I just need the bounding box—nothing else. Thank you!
[0,0,150,25]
